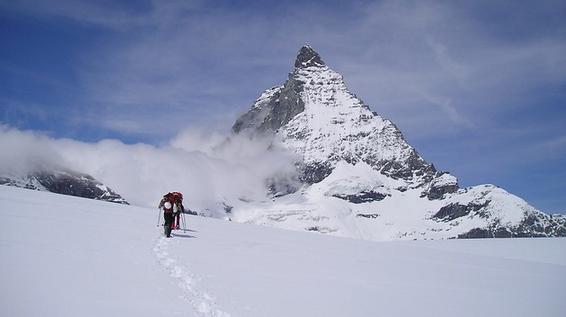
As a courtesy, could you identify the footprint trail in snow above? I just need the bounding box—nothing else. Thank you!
[153,236,231,317]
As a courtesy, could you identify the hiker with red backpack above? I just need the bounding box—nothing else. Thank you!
[158,192,185,237]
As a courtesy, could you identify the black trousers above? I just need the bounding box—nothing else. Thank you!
[163,212,174,237]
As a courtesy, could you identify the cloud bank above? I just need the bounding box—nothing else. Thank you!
[0,125,65,176]
[0,125,298,213]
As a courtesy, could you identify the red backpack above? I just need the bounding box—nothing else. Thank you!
[164,192,183,204]
[170,192,183,204]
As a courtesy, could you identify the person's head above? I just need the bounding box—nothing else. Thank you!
[164,201,172,209]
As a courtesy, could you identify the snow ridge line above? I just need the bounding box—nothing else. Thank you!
[153,236,231,317]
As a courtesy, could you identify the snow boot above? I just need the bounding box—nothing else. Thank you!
[164,224,172,238]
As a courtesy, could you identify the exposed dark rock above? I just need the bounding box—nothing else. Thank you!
[458,212,566,239]
[513,212,566,237]
[333,191,389,204]
[426,173,459,200]
[0,177,37,190]
[305,226,336,234]
[459,227,539,239]
[433,201,490,222]
[457,228,492,239]
[356,213,380,219]
[35,171,128,204]
[493,227,513,238]
[1,171,128,204]
[295,45,325,68]
[267,80,305,130]
[185,209,198,216]
[233,78,305,134]
[222,203,233,214]
[231,108,264,134]
[380,150,436,183]
[427,183,458,200]
[299,162,333,184]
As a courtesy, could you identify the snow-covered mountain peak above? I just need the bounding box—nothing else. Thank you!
[235,45,438,185]
[228,45,566,240]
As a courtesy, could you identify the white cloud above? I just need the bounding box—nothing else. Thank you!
[0,125,66,176]
[0,126,298,213]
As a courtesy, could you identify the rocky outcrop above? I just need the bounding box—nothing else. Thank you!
[299,162,334,184]
[356,213,380,219]
[425,173,459,200]
[232,78,305,134]
[333,191,389,204]
[0,170,128,204]
[294,44,325,68]
[458,213,566,239]
[433,201,490,222]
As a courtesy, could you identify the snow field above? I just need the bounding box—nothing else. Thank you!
[1,185,565,317]
[154,236,230,317]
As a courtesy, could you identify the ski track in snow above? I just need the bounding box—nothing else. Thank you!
[153,236,231,317]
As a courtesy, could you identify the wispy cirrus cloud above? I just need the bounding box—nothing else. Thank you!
[8,0,564,139]
[2,0,153,29]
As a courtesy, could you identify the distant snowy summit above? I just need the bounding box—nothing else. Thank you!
[230,44,566,240]
[0,169,128,205]
[234,44,435,186]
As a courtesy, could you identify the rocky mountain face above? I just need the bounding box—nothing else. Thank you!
[229,45,565,240]
[234,45,437,186]
[0,170,128,204]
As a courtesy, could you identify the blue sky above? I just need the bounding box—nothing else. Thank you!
[1,0,565,213]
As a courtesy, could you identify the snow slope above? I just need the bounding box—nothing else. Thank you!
[1,185,565,316]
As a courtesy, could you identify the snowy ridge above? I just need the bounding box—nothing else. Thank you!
[231,165,565,240]
[230,45,566,240]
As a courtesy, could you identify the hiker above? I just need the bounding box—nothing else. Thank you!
[158,192,185,237]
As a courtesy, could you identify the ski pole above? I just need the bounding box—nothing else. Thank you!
[181,211,187,231]
[156,208,161,227]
